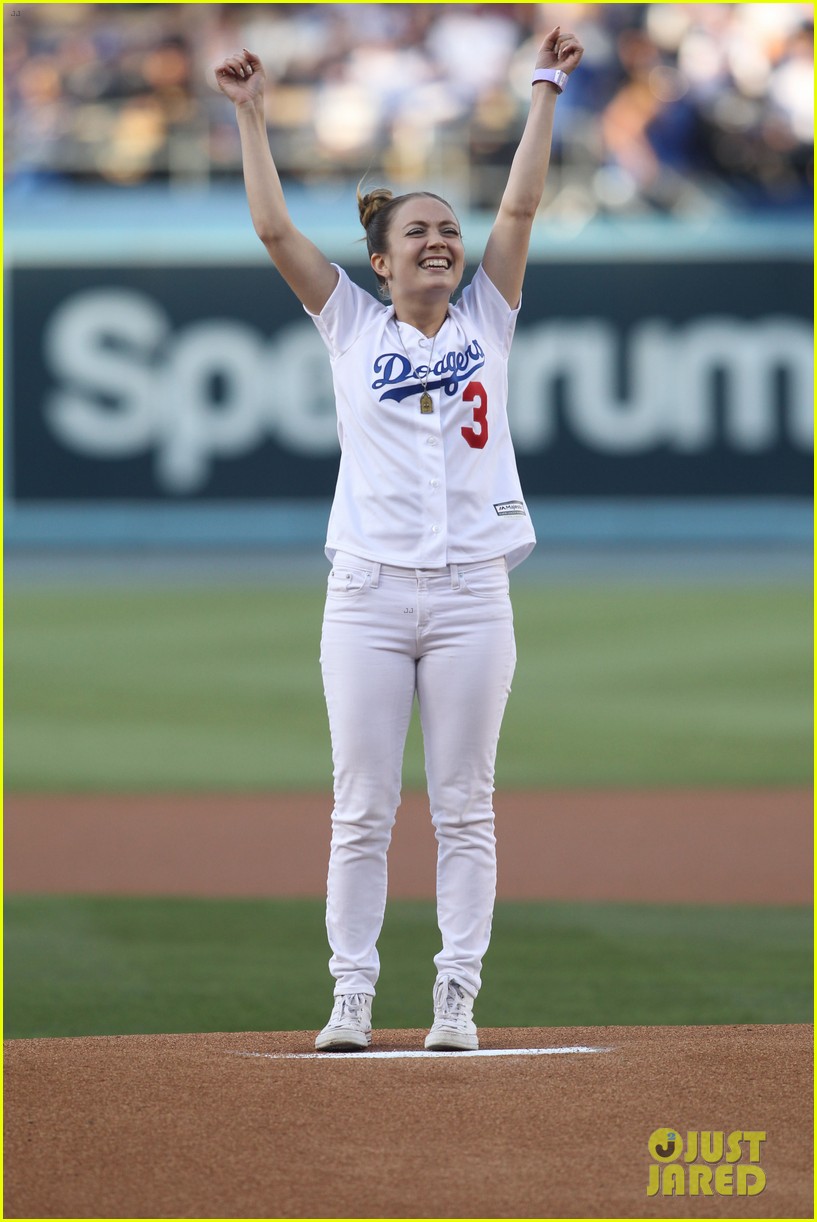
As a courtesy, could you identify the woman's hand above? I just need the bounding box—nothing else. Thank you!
[214,48,266,106]
[534,26,584,75]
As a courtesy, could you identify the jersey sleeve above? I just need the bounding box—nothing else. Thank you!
[304,265,385,358]
[454,264,521,359]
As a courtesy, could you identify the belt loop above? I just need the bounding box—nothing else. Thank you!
[450,563,460,590]
[370,561,381,588]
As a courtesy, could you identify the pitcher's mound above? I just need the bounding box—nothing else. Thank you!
[4,1024,811,1219]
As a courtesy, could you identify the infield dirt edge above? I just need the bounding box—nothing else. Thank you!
[4,1022,812,1220]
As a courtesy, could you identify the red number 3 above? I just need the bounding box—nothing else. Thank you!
[461,381,488,449]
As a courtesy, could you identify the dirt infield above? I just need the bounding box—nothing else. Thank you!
[4,787,812,902]
[5,789,812,1218]
[4,1024,811,1219]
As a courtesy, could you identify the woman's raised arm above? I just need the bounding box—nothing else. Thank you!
[215,49,339,315]
[481,27,583,308]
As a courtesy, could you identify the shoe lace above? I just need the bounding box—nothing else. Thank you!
[434,978,471,1029]
[332,993,369,1025]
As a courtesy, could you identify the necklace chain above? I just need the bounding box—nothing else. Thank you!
[394,320,439,415]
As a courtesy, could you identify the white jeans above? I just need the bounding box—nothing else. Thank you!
[320,551,517,999]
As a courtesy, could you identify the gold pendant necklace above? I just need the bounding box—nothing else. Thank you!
[395,320,439,414]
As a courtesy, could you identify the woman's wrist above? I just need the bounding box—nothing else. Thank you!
[529,79,559,106]
[235,96,265,120]
[532,67,568,93]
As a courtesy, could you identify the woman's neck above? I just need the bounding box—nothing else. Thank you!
[391,290,450,337]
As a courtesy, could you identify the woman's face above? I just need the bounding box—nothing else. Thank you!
[371,196,465,301]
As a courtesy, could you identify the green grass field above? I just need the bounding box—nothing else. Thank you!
[6,579,811,1040]
[5,583,811,790]
[4,896,811,1039]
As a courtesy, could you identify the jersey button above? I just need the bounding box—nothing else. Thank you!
[429,479,440,488]
[431,525,440,534]
[426,437,438,446]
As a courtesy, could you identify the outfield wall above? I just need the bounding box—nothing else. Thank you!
[5,203,811,548]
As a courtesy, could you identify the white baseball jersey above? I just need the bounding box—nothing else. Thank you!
[306,263,536,571]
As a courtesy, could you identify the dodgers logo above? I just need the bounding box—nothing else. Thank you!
[372,340,485,403]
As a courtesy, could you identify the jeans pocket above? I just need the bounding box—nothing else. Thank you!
[327,566,370,596]
[460,565,510,600]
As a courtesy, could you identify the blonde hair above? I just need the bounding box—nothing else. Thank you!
[356,184,459,300]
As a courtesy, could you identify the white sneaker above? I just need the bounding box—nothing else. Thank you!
[315,993,373,1051]
[424,976,479,1051]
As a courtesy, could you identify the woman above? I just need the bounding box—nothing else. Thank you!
[215,24,583,1052]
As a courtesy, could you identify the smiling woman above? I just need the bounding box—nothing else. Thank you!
[358,189,465,323]
[213,28,584,1056]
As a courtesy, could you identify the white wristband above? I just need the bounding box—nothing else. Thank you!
[532,68,568,93]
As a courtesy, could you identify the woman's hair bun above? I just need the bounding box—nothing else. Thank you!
[357,186,394,230]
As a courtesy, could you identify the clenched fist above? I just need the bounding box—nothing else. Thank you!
[535,26,584,75]
[213,48,265,105]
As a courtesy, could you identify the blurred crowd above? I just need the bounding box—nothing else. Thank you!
[4,3,813,216]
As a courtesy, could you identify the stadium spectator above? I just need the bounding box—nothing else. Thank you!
[4,3,812,213]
